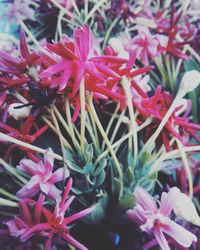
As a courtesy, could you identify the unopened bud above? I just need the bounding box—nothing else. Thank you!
[8,103,31,120]
[174,192,200,226]
[180,70,200,95]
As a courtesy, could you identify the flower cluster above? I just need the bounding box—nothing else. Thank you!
[0,1,200,250]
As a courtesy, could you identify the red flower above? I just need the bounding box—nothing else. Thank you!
[140,86,200,150]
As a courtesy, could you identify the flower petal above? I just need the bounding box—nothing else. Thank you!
[162,218,197,248]
[134,187,157,214]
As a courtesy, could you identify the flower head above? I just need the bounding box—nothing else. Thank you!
[17,149,69,201]
[127,187,197,250]
[17,178,94,250]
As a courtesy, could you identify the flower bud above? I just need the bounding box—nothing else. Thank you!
[180,70,200,95]
[8,103,31,120]
[174,192,200,226]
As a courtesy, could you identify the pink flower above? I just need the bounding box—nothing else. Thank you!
[20,178,94,250]
[17,149,69,201]
[127,187,197,250]
[39,25,126,94]
[126,27,167,64]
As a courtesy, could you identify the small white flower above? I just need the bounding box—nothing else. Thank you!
[174,191,200,226]
[180,70,200,95]
[8,103,31,120]
[108,37,129,59]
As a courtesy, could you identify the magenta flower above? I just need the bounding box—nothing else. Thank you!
[127,187,197,250]
[20,178,94,250]
[125,27,167,64]
[39,25,126,94]
[17,149,69,201]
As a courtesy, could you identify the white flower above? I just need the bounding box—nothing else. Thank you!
[173,191,200,227]
[8,103,31,120]
[180,70,200,95]
[108,37,129,59]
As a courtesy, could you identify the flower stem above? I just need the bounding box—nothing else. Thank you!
[88,95,122,180]
[0,197,18,207]
[19,20,38,45]
[0,132,63,161]
[65,99,80,149]
[80,78,86,154]
[51,108,69,182]
[0,158,27,184]
[176,138,193,198]
[121,76,138,166]
[0,188,19,201]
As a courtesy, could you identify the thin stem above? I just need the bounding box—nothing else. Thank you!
[102,103,120,150]
[0,197,18,207]
[80,78,86,153]
[84,0,107,24]
[88,95,122,180]
[65,100,80,149]
[0,158,27,184]
[49,0,75,19]
[51,109,69,181]
[176,138,193,198]
[19,20,38,45]
[42,115,71,149]
[0,132,63,161]
[121,77,138,165]
[0,188,19,201]
[95,118,152,165]
[142,93,182,153]
[102,16,120,49]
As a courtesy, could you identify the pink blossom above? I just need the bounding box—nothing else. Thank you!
[17,149,69,201]
[127,187,197,250]
[125,27,167,64]
[20,178,94,250]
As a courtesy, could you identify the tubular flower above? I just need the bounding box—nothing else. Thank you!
[127,187,197,250]
[39,25,126,94]
[20,178,94,250]
[140,86,200,150]
[17,149,69,201]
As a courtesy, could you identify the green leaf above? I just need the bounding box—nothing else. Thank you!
[126,167,135,183]
[112,177,123,199]
[127,151,135,168]
[119,193,136,211]
[141,151,151,165]
[83,164,94,174]
[83,204,106,225]
[96,169,106,187]
[184,59,200,72]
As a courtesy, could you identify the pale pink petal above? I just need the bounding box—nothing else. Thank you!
[154,226,170,250]
[159,187,180,216]
[50,168,69,183]
[162,218,197,247]
[47,185,62,201]
[17,185,39,198]
[17,159,39,175]
[40,182,51,194]
[134,187,157,214]
[127,205,148,225]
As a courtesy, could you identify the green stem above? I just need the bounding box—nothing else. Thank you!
[0,158,27,184]
[88,95,122,180]
[80,78,86,153]
[0,188,19,201]
[0,197,18,207]
[121,77,138,166]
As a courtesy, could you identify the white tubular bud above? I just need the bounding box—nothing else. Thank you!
[108,37,124,53]
[8,103,31,120]
[174,192,200,226]
[180,70,200,95]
